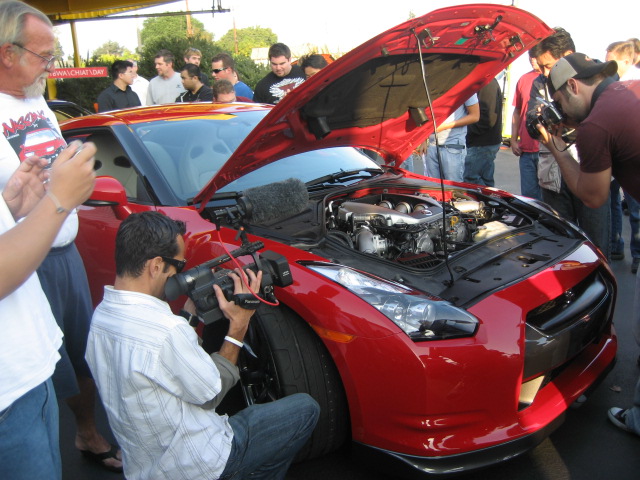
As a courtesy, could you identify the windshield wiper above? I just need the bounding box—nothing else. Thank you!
[305,168,382,188]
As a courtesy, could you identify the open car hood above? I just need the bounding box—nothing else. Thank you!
[194,4,551,205]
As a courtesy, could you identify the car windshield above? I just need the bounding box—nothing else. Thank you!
[25,129,59,146]
[133,110,383,202]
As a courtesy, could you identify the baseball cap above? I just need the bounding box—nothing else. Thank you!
[547,53,618,96]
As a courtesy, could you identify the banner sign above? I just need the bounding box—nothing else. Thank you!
[49,67,108,79]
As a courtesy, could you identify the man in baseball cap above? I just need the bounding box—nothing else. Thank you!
[539,53,640,438]
[546,52,618,118]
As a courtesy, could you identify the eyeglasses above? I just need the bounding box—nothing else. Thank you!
[212,68,228,74]
[161,256,187,273]
[13,43,58,71]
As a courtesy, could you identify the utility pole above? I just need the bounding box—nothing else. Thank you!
[185,0,193,37]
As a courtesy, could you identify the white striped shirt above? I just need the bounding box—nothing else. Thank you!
[86,286,233,480]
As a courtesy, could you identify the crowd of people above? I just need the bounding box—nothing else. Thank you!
[1,0,640,478]
[95,44,334,110]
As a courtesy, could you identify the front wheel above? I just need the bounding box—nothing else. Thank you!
[239,304,350,460]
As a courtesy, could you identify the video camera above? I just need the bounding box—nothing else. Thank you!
[526,97,565,140]
[165,241,293,325]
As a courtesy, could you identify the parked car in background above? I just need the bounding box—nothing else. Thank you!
[62,5,617,477]
[47,99,91,123]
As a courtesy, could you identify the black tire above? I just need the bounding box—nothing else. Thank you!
[239,303,350,460]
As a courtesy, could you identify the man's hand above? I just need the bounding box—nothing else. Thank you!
[536,124,567,153]
[510,138,522,156]
[214,268,262,339]
[215,268,263,364]
[414,140,428,156]
[2,155,49,219]
[47,141,97,212]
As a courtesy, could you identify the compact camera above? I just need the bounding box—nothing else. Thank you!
[525,97,565,140]
[165,241,293,325]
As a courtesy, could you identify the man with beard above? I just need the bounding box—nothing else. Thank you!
[0,1,122,473]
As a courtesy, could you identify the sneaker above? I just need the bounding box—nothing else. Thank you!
[611,251,625,261]
[608,407,633,433]
[632,258,640,274]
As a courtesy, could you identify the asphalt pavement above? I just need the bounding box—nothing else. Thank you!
[60,148,640,480]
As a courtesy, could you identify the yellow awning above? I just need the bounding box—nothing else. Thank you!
[27,1,175,22]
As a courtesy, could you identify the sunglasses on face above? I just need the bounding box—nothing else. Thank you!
[161,256,187,273]
[212,68,228,74]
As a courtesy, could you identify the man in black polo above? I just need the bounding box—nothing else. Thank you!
[96,60,141,112]
[176,64,213,102]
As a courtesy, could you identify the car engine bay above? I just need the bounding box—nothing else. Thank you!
[326,191,531,269]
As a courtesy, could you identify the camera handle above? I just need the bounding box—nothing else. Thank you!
[199,240,265,272]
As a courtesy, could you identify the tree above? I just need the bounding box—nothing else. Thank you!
[217,26,277,58]
[140,16,212,45]
[93,40,125,58]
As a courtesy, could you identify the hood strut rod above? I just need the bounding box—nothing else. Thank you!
[411,27,455,288]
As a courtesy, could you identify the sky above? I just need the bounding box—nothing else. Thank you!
[54,0,638,115]
[54,0,638,64]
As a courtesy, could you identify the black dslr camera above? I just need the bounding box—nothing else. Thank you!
[164,241,293,325]
[526,97,565,140]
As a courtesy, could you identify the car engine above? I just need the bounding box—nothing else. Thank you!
[326,192,525,268]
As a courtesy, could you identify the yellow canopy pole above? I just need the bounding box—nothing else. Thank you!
[70,20,81,67]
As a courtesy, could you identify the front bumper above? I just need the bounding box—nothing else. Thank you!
[352,414,563,478]
[352,352,616,478]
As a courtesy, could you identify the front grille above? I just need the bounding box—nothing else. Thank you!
[522,269,615,381]
[526,270,610,334]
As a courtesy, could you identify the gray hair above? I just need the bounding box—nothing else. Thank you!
[0,1,52,47]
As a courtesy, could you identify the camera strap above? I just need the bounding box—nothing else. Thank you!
[590,77,616,110]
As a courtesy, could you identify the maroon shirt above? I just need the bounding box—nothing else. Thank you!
[577,80,640,202]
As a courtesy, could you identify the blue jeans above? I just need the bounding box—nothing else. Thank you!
[519,151,542,200]
[542,179,611,259]
[403,152,425,175]
[426,144,466,182]
[464,144,500,186]
[610,180,640,259]
[220,393,320,480]
[0,379,61,480]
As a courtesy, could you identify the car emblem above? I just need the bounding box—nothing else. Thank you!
[564,289,575,304]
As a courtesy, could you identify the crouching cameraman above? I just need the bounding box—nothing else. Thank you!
[85,211,319,480]
[539,52,640,437]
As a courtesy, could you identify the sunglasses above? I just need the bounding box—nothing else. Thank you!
[212,67,228,74]
[161,256,187,273]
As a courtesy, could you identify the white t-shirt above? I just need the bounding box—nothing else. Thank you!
[0,195,62,411]
[87,286,233,480]
[0,93,78,246]
[147,72,185,105]
[131,75,150,106]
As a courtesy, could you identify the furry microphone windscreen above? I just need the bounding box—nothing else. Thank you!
[240,178,309,224]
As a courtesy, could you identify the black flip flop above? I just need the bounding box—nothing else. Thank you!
[80,444,123,473]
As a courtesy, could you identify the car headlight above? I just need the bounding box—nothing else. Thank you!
[305,263,478,341]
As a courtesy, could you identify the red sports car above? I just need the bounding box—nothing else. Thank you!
[63,5,617,477]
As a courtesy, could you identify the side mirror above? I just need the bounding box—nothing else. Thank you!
[83,176,127,207]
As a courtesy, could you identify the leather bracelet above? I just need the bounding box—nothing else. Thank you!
[224,335,243,348]
[46,191,70,214]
